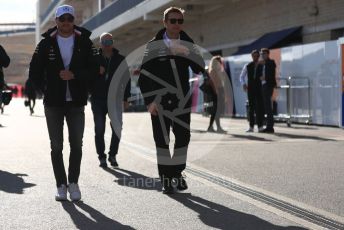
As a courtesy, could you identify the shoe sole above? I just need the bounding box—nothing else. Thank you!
[55,197,67,201]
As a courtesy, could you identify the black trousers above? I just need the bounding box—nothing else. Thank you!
[151,112,190,179]
[208,93,220,128]
[91,99,121,159]
[45,104,85,187]
[248,88,264,128]
[262,84,274,129]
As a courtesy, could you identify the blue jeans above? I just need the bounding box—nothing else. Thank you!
[91,98,122,159]
[44,104,85,187]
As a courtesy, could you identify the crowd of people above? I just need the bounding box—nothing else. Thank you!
[0,4,277,200]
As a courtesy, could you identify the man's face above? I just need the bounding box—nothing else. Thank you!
[101,35,114,53]
[252,53,260,62]
[55,14,74,34]
[261,51,269,60]
[164,12,184,35]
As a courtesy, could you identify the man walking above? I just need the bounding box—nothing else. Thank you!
[260,48,277,133]
[139,7,205,194]
[29,5,98,201]
[0,44,10,127]
[90,32,131,168]
[239,50,264,132]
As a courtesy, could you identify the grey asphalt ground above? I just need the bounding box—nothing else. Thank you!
[0,98,343,230]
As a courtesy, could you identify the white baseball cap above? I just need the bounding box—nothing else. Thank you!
[55,5,75,18]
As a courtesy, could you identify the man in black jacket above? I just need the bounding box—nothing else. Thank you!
[0,44,10,126]
[260,48,277,133]
[29,5,98,201]
[240,50,264,132]
[90,32,130,168]
[139,7,205,194]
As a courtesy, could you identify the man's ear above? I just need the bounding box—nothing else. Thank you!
[163,19,167,28]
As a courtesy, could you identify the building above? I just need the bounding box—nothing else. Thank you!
[36,0,344,127]
[37,0,344,55]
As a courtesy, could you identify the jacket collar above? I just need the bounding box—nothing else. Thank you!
[41,25,92,39]
[152,28,194,43]
[98,47,120,57]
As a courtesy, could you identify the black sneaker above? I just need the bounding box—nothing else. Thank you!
[108,156,118,168]
[161,177,174,194]
[99,158,107,168]
[176,177,188,191]
[262,128,275,133]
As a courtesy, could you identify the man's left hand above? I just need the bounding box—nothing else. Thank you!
[60,70,75,80]
[123,101,129,110]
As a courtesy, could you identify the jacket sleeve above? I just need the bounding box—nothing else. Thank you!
[120,58,131,102]
[72,39,99,87]
[123,66,131,102]
[268,60,276,87]
[138,43,156,106]
[0,45,10,68]
[189,44,205,74]
[29,40,46,92]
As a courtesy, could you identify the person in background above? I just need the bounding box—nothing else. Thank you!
[90,32,131,168]
[239,50,264,132]
[260,48,277,133]
[24,78,37,115]
[0,44,10,126]
[207,55,226,133]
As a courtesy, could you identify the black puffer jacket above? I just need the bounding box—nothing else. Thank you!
[138,28,205,108]
[29,25,99,106]
[0,45,10,89]
[90,48,130,102]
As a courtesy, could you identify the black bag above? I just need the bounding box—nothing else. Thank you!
[1,90,12,105]
[199,79,214,95]
[24,100,30,107]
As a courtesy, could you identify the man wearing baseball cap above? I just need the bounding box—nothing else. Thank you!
[29,4,99,201]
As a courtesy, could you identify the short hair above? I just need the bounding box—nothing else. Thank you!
[100,32,112,42]
[163,7,185,21]
[260,48,270,54]
[251,49,259,55]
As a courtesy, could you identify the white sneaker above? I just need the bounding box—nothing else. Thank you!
[68,183,81,201]
[258,127,265,132]
[55,184,67,201]
[246,127,254,133]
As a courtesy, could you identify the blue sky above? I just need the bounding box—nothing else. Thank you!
[0,0,37,23]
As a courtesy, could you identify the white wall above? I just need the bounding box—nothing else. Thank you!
[226,40,342,126]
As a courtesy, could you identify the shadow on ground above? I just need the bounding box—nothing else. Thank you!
[0,170,36,194]
[168,193,308,230]
[103,168,307,229]
[103,167,161,191]
[62,201,134,230]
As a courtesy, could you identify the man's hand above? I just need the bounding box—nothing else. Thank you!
[100,66,106,75]
[260,76,265,81]
[60,70,74,80]
[123,101,129,111]
[147,102,158,116]
[170,41,190,56]
[243,84,248,92]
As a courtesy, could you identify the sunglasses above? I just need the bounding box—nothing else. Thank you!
[168,18,184,24]
[58,15,74,23]
[101,39,113,46]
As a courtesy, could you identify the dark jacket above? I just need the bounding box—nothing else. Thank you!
[90,48,130,102]
[0,45,10,89]
[246,61,263,91]
[264,59,277,88]
[138,28,205,108]
[29,25,99,107]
